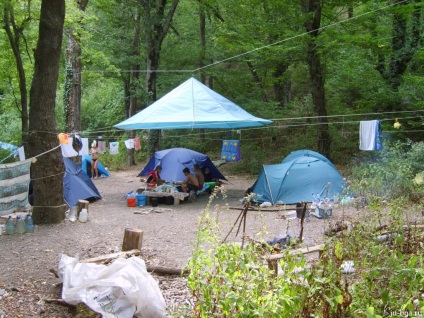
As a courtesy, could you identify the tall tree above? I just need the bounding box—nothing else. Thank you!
[301,0,331,158]
[28,0,65,224]
[376,0,422,92]
[126,5,142,166]
[142,0,179,155]
[64,0,89,136]
[2,0,32,147]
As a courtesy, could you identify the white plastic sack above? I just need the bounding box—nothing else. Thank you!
[58,254,166,318]
[260,201,272,208]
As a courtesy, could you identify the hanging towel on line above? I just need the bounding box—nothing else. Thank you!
[359,120,383,151]
[109,142,119,155]
[124,139,134,149]
[61,138,89,157]
[97,141,106,154]
[133,137,141,151]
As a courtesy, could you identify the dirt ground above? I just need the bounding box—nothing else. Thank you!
[0,164,421,317]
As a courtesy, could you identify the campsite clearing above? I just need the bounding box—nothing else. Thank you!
[0,164,422,317]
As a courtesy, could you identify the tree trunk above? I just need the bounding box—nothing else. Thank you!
[273,62,291,108]
[143,0,179,156]
[3,4,30,147]
[376,0,422,92]
[301,0,331,158]
[126,6,142,166]
[246,60,268,102]
[28,0,66,224]
[64,0,88,166]
[64,32,82,133]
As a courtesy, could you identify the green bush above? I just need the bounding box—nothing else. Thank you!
[348,141,419,202]
[182,192,423,317]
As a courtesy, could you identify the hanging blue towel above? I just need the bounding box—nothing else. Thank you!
[359,120,383,151]
[221,140,241,162]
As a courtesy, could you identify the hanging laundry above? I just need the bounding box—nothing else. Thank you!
[97,141,106,154]
[221,140,241,162]
[61,137,89,157]
[110,142,119,155]
[61,138,79,157]
[72,134,83,152]
[124,139,134,149]
[17,146,25,161]
[80,138,89,155]
[0,159,32,215]
[133,137,141,151]
[359,120,383,151]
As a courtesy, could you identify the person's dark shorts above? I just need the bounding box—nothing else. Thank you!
[187,184,199,192]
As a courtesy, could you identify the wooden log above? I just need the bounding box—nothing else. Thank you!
[267,244,325,276]
[77,200,89,218]
[146,265,189,276]
[122,228,143,251]
[76,250,188,276]
[80,249,141,263]
[267,244,325,262]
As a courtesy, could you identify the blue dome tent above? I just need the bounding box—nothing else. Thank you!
[250,150,344,205]
[63,158,102,206]
[139,148,226,183]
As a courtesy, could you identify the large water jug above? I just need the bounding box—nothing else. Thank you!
[6,216,15,235]
[25,214,34,233]
[79,208,88,223]
[16,216,26,234]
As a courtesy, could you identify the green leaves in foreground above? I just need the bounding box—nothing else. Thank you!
[184,192,424,317]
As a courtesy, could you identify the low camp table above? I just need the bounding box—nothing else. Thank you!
[142,189,188,205]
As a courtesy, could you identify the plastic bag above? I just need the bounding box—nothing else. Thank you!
[72,134,83,153]
[58,254,166,318]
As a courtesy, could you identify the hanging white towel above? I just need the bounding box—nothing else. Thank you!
[80,138,89,155]
[18,146,25,161]
[110,142,119,155]
[61,138,78,157]
[61,137,89,157]
[124,139,135,149]
[359,120,382,151]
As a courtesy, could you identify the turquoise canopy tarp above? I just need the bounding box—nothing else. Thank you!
[114,77,272,130]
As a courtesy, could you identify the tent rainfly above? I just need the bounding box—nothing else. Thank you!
[249,150,345,205]
[138,148,226,183]
[114,77,272,130]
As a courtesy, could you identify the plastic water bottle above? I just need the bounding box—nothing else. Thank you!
[15,216,26,234]
[25,214,34,233]
[79,208,88,223]
[6,216,15,235]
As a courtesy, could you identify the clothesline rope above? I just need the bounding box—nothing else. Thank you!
[24,109,422,140]
[31,171,64,181]
[5,109,421,158]
[31,204,68,209]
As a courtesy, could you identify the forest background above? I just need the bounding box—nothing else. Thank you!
[0,0,423,223]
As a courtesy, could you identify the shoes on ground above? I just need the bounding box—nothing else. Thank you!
[188,190,196,203]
